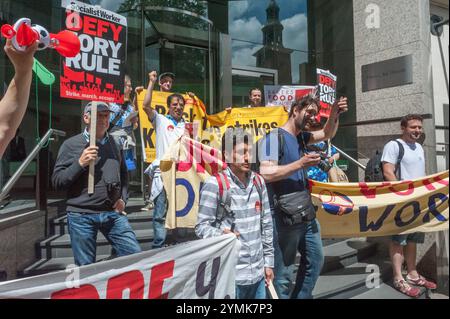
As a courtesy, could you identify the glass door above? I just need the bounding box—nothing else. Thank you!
[142,4,216,112]
[232,66,278,107]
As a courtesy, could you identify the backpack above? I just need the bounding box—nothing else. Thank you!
[213,171,265,233]
[364,140,405,182]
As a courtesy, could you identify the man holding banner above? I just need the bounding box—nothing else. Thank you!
[142,71,187,249]
[196,128,274,299]
[248,88,263,108]
[52,102,141,266]
[382,114,437,297]
[259,93,348,299]
[158,72,175,93]
[142,71,176,211]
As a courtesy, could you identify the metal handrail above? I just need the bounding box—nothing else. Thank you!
[332,144,367,171]
[0,129,66,202]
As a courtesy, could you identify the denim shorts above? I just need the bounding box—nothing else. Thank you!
[391,232,425,246]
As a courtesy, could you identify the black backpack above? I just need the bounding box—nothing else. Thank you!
[364,140,405,182]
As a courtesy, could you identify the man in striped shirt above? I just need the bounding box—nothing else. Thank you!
[195,128,274,299]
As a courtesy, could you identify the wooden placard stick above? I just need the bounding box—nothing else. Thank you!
[267,281,279,299]
[88,101,97,194]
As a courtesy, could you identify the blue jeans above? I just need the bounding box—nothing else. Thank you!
[152,189,168,249]
[273,214,324,299]
[236,278,266,299]
[67,212,141,266]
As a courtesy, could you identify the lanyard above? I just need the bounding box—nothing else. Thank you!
[166,115,183,126]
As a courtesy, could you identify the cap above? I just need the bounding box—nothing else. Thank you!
[159,72,175,83]
[84,102,113,114]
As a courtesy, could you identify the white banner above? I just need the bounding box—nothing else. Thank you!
[264,85,315,110]
[0,235,239,299]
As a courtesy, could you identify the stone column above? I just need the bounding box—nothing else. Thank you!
[354,0,436,176]
[353,0,439,277]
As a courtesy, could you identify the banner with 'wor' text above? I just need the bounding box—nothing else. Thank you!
[161,135,448,237]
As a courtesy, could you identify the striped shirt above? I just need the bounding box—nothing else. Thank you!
[195,167,274,286]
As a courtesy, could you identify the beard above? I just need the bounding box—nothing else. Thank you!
[410,131,422,140]
[296,118,315,131]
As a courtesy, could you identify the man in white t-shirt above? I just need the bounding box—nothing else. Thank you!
[141,72,176,211]
[142,71,186,248]
[381,114,437,297]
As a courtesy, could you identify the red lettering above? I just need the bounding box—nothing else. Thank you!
[148,261,175,299]
[177,140,205,173]
[106,270,145,299]
[358,182,391,199]
[422,178,437,191]
[389,181,415,196]
[177,161,192,172]
[51,260,178,299]
[320,75,332,86]
[51,284,100,299]
[97,19,110,38]
[83,16,97,37]
[421,174,448,191]
[207,148,220,175]
[110,24,123,42]
[434,174,449,186]
[65,11,82,31]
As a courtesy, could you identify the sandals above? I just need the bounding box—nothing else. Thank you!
[406,275,437,290]
[393,279,421,298]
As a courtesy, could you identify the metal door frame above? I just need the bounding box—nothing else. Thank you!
[232,65,279,85]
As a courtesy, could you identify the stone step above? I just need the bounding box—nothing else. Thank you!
[290,239,377,274]
[21,255,111,277]
[51,211,154,235]
[38,229,155,259]
[312,255,393,299]
[320,239,377,274]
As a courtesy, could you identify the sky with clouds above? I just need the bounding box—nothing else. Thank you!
[88,0,309,83]
[229,0,309,84]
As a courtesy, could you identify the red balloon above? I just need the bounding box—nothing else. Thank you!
[50,30,80,58]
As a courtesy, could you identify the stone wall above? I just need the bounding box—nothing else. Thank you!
[354,0,446,295]
[0,205,59,281]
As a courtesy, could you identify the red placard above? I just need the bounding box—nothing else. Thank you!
[317,68,337,119]
[60,0,127,103]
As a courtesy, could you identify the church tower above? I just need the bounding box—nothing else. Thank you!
[254,0,293,84]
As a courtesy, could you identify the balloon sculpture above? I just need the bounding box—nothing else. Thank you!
[1,18,80,58]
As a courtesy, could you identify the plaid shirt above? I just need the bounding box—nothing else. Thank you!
[195,167,274,285]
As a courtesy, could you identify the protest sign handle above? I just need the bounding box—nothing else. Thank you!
[267,281,279,299]
[88,102,97,194]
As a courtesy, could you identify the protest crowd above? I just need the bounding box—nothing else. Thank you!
[0,3,447,300]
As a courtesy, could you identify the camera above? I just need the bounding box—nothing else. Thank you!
[306,144,332,172]
[106,182,121,203]
[317,153,332,172]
